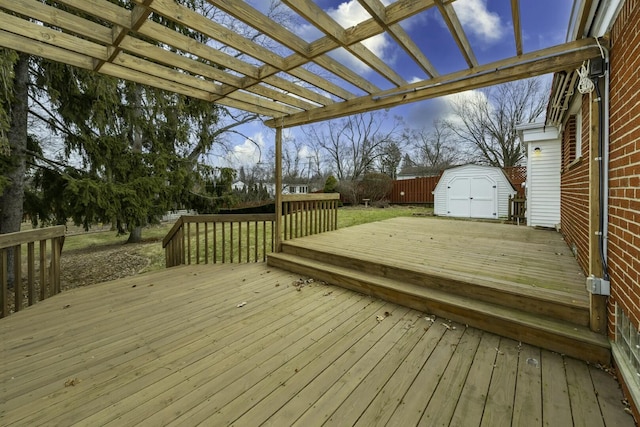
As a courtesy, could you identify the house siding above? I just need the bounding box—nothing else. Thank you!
[560,96,591,274]
[526,137,561,228]
[608,0,640,338]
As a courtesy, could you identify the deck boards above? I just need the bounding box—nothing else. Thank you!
[288,217,588,296]
[0,262,634,426]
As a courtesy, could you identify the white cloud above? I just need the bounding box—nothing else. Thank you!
[225,132,266,167]
[452,0,505,44]
[325,1,393,73]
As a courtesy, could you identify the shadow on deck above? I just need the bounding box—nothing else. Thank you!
[268,217,609,364]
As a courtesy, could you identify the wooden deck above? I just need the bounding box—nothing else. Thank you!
[269,217,610,364]
[0,262,633,426]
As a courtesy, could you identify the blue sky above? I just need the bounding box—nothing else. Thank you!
[219,0,574,168]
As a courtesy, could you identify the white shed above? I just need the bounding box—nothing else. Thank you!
[433,164,516,219]
[518,123,561,228]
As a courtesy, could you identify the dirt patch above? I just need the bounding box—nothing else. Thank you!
[60,244,152,289]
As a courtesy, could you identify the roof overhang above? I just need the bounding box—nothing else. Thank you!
[546,0,623,127]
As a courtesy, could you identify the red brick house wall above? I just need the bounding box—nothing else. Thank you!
[560,99,591,274]
[608,0,640,336]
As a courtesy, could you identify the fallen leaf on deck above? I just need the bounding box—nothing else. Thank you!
[376,315,385,322]
[64,378,80,387]
[237,302,247,308]
[62,304,71,309]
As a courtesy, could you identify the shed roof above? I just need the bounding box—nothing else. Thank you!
[0,0,603,128]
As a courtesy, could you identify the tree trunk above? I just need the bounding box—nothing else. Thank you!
[127,84,144,244]
[127,226,143,244]
[0,54,29,287]
[0,54,29,234]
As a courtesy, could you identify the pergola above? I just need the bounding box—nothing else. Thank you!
[0,0,602,246]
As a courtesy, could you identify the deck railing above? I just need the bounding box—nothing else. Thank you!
[163,193,340,268]
[0,226,65,318]
[282,193,339,240]
[163,214,276,268]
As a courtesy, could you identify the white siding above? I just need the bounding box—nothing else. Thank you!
[527,140,561,227]
[433,165,516,219]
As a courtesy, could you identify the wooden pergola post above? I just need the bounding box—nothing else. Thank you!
[589,89,607,334]
[274,126,283,253]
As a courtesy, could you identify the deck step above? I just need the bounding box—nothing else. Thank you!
[267,252,610,365]
[279,241,590,327]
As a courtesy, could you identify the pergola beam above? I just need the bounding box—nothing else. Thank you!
[0,0,598,126]
[435,0,478,68]
[358,0,440,78]
[265,38,602,128]
[511,0,523,56]
[281,0,406,87]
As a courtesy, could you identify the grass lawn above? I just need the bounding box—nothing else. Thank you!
[60,205,433,275]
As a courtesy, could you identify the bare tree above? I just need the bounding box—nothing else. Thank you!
[412,119,460,172]
[303,111,404,181]
[444,78,547,167]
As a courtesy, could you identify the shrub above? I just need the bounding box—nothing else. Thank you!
[323,175,338,193]
[360,173,392,203]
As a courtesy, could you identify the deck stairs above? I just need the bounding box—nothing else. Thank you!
[268,239,610,365]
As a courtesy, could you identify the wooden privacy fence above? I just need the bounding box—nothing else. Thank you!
[390,176,440,204]
[0,226,65,318]
[163,194,340,268]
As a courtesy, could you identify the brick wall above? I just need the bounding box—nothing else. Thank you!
[608,0,640,337]
[560,97,590,274]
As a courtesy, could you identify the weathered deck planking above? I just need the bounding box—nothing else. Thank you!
[283,216,588,295]
[0,262,634,426]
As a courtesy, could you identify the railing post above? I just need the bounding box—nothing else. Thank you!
[275,126,283,252]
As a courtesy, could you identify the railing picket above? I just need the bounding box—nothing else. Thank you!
[27,242,35,306]
[246,221,250,263]
[1,249,7,318]
[162,195,339,267]
[204,223,209,265]
[13,246,22,313]
[213,222,218,264]
[39,240,46,300]
[195,222,200,265]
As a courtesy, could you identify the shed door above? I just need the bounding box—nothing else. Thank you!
[447,175,497,218]
[469,176,496,218]
[447,177,471,217]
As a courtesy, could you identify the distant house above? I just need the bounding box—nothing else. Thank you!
[231,181,246,191]
[396,165,441,180]
[263,182,311,197]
